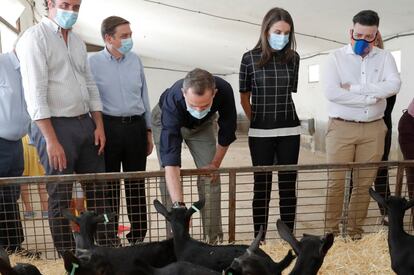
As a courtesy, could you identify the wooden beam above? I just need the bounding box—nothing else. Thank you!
[86,42,104,52]
[0,16,19,34]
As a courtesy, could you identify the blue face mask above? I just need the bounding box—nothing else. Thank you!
[353,39,370,56]
[55,8,78,29]
[186,105,211,120]
[117,38,133,55]
[268,33,289,50]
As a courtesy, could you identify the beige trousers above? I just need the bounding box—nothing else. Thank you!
[325,118,387,235]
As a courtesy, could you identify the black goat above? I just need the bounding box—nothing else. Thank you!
[0,247,42,275]
[369,188,414,275]
[63,250,114,275]
[132,259,221,275]
[63,210,176,270]
[276,219,334,275]
[154,199,294,273]
[63,250,220,275]
[224,226,295,275]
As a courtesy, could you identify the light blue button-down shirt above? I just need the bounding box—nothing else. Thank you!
[89,48,151,128]
[0,52,30,141]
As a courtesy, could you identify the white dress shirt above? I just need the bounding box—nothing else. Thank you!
[16,17,102,120]
[323,45,401,122]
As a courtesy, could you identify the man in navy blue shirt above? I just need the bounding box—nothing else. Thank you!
[152,68,237,243]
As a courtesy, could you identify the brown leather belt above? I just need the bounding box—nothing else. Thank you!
[331,117,382,124]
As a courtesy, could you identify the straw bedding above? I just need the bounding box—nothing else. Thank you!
[10,231,392,274]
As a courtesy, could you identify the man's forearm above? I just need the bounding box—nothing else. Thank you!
[90,111,104,129]
[165,166,183,202]
[211,144,229,168]
[35,118,58,143]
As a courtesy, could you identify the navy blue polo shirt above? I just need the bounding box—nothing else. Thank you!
[159,76,237,167]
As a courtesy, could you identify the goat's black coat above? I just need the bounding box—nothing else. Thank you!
[0,247,42,275]
[369,188,414,275]
[132,259,221,275]
[224,226,295,275]
[63,210,176,271]
[154,199,294,274]
[277,219,334,275]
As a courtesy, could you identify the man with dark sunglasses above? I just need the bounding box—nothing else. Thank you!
[322,10,401,239]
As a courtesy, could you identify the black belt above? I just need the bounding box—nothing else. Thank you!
[103,114,143,124]
[332,117,382,124]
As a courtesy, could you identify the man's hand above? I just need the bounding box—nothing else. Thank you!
[146,131,154,156]
[94,125,106,155]
[340,83,351,91]
[201,163,220,184]
[46,139,67,172]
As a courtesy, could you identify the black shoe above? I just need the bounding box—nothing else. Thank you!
[7,246,42,259]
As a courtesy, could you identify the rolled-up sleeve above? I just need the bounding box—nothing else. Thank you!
[16,30,50,120]
[217,81,237,146]
[322,53,375,107]
[160,100,183,167]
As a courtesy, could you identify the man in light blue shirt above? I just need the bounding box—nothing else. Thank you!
[0,50,30,252]
[89,16,152,244]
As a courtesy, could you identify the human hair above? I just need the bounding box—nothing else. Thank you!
[101,16,130,40]
[254,7,296,67]
[183,68,216,96]
[353,10,380,27]
[375,31,384,49]
[43,0,54,11]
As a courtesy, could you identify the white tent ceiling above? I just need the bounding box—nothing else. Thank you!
[51,0,414,74]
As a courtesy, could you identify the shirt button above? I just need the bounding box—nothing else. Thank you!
[362,72,365,74]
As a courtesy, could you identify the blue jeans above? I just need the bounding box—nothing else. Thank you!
[0,137,24,249]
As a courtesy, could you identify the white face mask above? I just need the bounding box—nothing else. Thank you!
[55,8,78,29]
[268,33,289,50]
[186,105,211,119]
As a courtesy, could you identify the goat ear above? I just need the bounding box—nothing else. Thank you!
[187,198,205,218]
[369,188,386,208]
[248,225,263,252]
[194,198,205,211]
[62,209,80,224]
[405,198,414,211]
[0,247,10,267]
[153,199,169,219]
[320,233,334,255]
[94,212,116,223]
[63,251,79,272]
[276,219,300,254]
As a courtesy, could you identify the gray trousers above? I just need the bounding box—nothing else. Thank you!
[152,105,223,243]
[30,115,112,255]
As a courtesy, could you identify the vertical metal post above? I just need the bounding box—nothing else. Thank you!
[395,165,404,197]
[228,171,236,243]
[342,169,352,237]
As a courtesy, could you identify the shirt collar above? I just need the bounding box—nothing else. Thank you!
[103,46,126,62]
[41,16,62,34]
[8,52,20,71]
[345,43,379,58]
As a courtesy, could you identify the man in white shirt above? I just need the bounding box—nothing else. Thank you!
[322,10,401,239]
[16,0,110,255]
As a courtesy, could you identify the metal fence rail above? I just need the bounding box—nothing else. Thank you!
[0,161,413,259]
